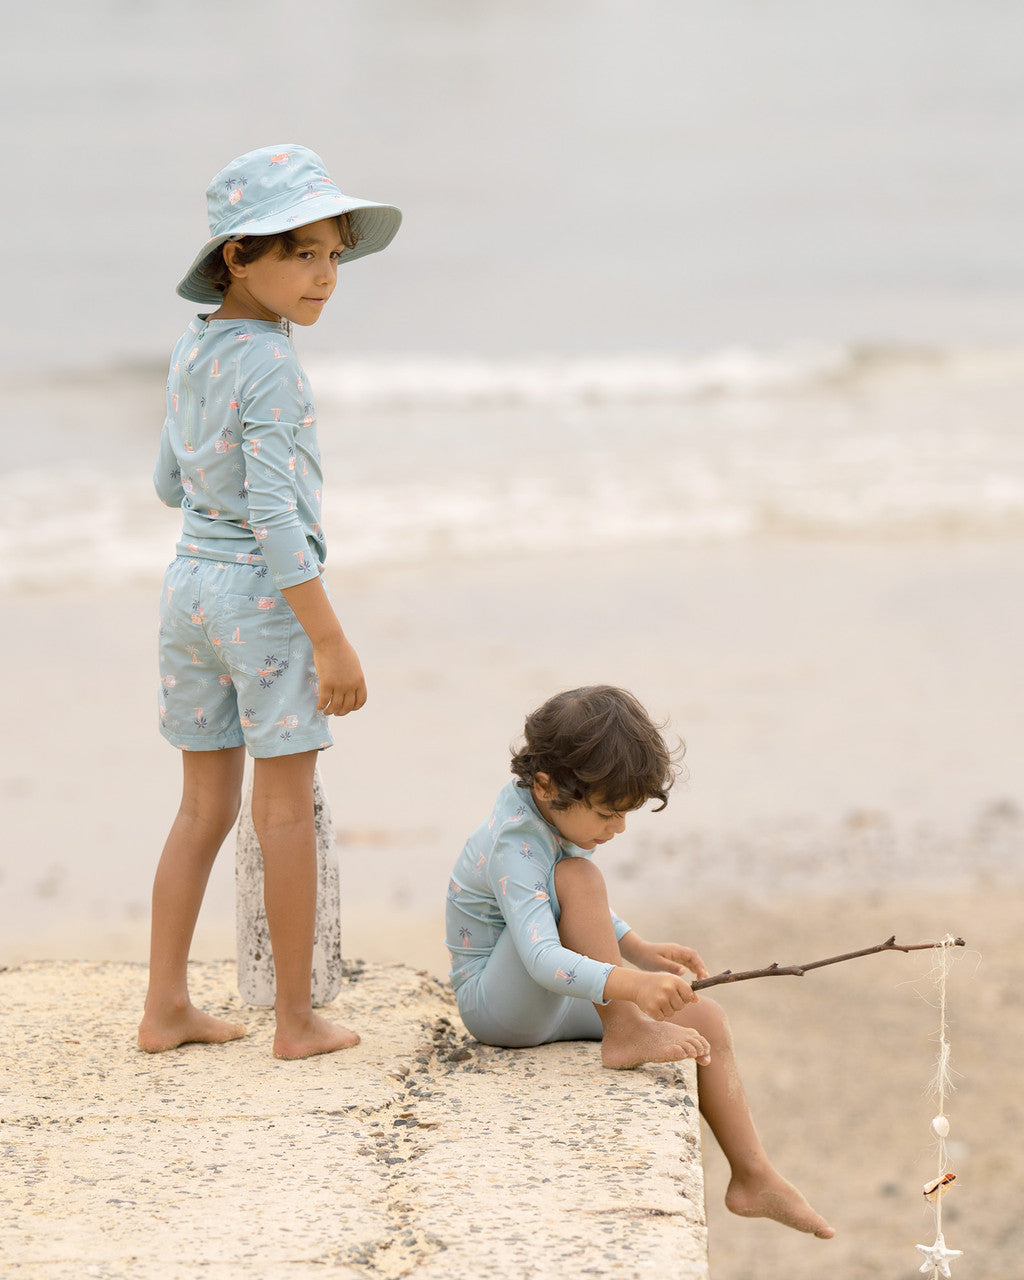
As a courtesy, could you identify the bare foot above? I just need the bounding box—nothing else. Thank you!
[138,1005,246,1053]
[273,1012,361,1060]
[601,1017,712,1070]
[726,1168,835,1238]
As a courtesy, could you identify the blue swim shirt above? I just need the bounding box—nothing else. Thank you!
[154,317,326,590]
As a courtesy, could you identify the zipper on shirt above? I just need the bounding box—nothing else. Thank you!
[183,376,195,455]
[181,325,202,456]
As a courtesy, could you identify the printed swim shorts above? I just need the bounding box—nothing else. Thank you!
[157,556,334,757]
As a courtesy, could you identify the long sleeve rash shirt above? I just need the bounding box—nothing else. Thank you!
[154,316,326,590]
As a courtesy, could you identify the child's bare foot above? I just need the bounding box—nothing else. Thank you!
[138,1004,246,1053]
[601,1018,712,1070]
[273,1011,361,1060]
[725,1168,835,1237]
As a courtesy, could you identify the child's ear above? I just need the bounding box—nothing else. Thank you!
[221,242,247,279]
[533,773,554,802]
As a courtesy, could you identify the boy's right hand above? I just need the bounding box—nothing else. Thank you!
[605,967,699,1020]
[281,577,367,715]
[314,635,367,716]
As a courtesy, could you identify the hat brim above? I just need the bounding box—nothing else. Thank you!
[176,193,402,304]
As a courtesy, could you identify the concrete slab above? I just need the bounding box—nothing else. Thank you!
[0,961,707,1279]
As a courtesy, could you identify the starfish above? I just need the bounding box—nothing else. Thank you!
[916,1233,963,1277]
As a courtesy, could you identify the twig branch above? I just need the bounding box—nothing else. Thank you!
[691,936,965,991]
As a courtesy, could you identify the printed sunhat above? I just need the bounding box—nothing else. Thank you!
[176,144,402,304]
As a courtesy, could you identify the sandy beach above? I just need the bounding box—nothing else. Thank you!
[3,535,1021,1277]
[5,537,1021,958]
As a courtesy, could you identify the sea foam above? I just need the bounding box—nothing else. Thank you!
[5,345,1022,593]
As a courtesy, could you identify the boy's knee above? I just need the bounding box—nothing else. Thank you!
[250,785,315,839]
[693,995,732,1043]
[179,786,242,840]
[251,800,312,841]
[553,855,605,895]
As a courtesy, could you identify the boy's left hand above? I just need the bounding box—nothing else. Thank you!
[631,940,710,982]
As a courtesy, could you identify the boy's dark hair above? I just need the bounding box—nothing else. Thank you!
[511,685,683,812]
[201,213,361,294]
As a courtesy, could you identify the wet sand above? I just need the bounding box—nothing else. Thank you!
[657,886,1022,1280]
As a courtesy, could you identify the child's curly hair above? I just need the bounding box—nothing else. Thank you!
[511,685,684,812]
[201,213,361,294]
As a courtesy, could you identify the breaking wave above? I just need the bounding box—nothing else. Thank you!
[5,343,1023,591]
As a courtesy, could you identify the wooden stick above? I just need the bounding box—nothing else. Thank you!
[691,935,966,991]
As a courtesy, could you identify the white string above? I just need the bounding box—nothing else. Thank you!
[931,937,954,1238]
[917,934,961,1277]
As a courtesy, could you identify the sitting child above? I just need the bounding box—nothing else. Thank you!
[445,684,834,1238]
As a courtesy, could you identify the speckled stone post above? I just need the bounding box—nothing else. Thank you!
[234,768,343,1007]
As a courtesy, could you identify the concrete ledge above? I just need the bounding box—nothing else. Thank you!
[1,961,708,1279]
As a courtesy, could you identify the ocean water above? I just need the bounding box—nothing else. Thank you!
[4,0,1023,591]
[3,343,1022,592]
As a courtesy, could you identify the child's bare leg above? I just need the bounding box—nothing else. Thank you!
[138,747,248,1052]
[671,998,834,1238]
[251,752,359,1059]
[553,858,709,1069]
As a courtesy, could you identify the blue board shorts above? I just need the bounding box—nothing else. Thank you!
[157,556,334,758]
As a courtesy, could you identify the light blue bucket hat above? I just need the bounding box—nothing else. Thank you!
[177,144,402,304]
